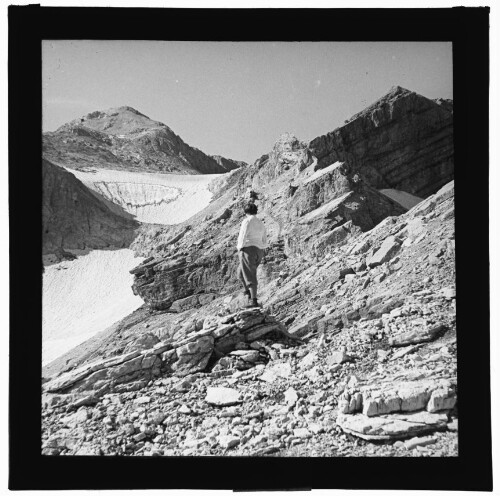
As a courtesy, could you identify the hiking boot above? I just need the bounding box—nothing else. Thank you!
[244,299,261,308]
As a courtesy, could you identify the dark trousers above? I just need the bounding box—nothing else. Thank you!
[237,246,264,299]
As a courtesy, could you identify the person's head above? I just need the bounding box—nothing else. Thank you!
[244,202,258,216]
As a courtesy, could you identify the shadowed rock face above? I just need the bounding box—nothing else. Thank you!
[43,106,245,175]
[308,86,453,198]
[210,155,246,173]
[42,159,139,255]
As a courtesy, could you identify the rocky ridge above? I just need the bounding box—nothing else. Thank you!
[309,86,453,197]
[43,106,245,175]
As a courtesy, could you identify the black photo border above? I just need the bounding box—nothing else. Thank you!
[8,5,491,491]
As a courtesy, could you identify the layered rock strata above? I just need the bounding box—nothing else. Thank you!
[309,86,453,197]
[130,134,406,309]
[41,88,458,457]
[43,308,287,396]
[337,375,456,440]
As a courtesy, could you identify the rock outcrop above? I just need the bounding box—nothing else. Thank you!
[42,159,139,256]
[129,132,407,310]
[43,106,244,175]
[309,86,453,197]
[43,308,288,396]
[284,161,407,258]
[337,374,456,440]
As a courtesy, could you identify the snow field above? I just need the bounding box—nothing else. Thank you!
[42,249,145,365]
[379,189,423,210]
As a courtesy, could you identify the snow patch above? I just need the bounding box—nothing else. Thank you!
[303,161,343,184]
[380,189,423,210]
[42,249,145,365]
[300,191,354,223]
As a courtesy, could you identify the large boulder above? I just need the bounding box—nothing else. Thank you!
[337,377,456,440]
[43,308,288,395]
[337,410,449,441]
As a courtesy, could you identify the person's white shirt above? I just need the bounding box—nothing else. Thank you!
[237,215,267,251]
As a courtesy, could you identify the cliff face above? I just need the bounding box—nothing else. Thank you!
[42,159,139,255]
[309,86,453,198]
[43,107,245,175]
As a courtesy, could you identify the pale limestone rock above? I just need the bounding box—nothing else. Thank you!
[259,362,292,383]
[327,350,349,365]
[205,387,241,406]
[217,435,240,449]
[426,387,457,412]
[61,408,89,427]
[404,435,437,450]
[389,324,446,347]
[284,387,298,406]
[293,428,312,438]
[171,335,214,377]
[367,236,401,268]
[337,410,448,440]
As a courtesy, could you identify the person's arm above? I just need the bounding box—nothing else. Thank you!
[237,219,247,251]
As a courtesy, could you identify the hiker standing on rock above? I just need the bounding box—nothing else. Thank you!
[237,199,267,308]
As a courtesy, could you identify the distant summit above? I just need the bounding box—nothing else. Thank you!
[58,106,169,136]
[44,107,245,175]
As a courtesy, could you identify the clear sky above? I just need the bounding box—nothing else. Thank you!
[43,41,452,164]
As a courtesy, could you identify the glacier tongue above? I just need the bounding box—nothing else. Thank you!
[68,168,224,224]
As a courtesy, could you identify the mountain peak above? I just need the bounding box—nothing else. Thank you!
[387,85,412,97]
[44,107,242,175]
[59,106,165,136]
[109,106,148,116]
[342,86,451,127]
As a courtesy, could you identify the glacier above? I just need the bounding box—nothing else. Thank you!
[69,168,223,224]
